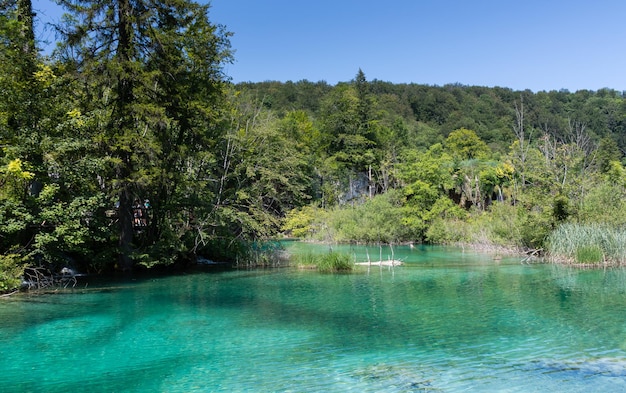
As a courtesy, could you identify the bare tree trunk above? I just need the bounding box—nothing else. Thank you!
[513,96,532,190]
[368,164,372,199]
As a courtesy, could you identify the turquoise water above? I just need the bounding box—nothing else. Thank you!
[2,244,626,392]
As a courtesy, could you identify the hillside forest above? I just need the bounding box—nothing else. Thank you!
[3,0,626,291]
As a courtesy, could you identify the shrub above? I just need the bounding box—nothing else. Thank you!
[282,205,321,238]
[0,254,24,293]
[425,218,467,244]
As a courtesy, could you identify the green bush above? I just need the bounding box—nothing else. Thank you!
[0,254,24,293]
[282,205,321,238]
[425,218,467,244]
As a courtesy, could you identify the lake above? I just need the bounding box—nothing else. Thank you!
[1,243,626,392]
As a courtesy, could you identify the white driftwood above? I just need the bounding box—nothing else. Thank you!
[355,260,403,266]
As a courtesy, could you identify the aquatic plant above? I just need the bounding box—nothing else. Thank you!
[296,251,353,272]
[316,252,353,272]
[547,223,626,265]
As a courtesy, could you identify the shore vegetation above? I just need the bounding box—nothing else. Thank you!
[3,3,626,291]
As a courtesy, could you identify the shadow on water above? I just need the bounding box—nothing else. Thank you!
[12,353,195,393]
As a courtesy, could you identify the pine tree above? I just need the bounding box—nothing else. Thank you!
[56,0,232,270]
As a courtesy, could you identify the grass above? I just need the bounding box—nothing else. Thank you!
[296,251,353,273]
[547,223,626,265]
[575,245,604,264]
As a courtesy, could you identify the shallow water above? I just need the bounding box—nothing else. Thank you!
[2,244,626,392]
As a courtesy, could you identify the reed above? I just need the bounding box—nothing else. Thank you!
[575,245,604,264]
[297,251,353,272]
[547,223,626,265]
[296,251,318,269]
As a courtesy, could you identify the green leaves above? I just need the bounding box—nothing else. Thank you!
[0,253,24,291]
[50,0,234,268]
[444,128,491,162]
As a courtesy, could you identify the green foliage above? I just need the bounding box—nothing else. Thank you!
[295,251,318,268]
[322,190,410,243]
[578,182,626,225]
[427,201,552,250]
[52,0,234,269]
[282,205,322,238]
[40,197,108,249]
[604,160,626,188]
[552,194,570,222]
[0,198,32,238]
[445,128,491,161]
[0,253,24,292]
[397,144,454,191]
[5,1,626,276]
[596,137,622,173]
[425,218,468,244]
[0,158,33,200]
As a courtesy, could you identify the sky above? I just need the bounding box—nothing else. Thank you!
[34,0,626,92]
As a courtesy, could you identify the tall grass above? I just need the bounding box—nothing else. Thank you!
[547,223,626,265]
[296,251,353,272]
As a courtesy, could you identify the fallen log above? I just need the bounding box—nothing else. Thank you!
[355,260,403,266]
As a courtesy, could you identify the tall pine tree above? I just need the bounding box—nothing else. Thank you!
[56,0,232,270]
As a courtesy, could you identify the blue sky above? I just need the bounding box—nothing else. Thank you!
[35,0,626,92]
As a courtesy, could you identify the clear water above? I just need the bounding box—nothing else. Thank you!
[2,244,626,392]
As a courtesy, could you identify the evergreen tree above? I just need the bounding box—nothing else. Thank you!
[55,0,232,270]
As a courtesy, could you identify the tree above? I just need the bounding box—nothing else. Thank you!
[596,136,622,173]
[0,0,50,288]
[56,0,232,270]
[444,128,490,162]
[0,0,41,174]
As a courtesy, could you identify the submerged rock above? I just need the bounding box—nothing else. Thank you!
[531,357,626,378]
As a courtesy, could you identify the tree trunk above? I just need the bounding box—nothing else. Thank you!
[17,0,35,56]
[117,156,134,271]
[115,0,135,271]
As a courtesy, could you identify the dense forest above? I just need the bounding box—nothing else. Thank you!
[2,0,626,291]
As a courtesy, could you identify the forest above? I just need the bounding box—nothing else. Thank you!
[2,0,626,292]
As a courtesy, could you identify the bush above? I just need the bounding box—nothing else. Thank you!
[0,254,24,293]
[310,190,411,244]
[282,205,321,238]
[425,218,467,244]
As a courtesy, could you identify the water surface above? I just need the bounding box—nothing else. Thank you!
[2,244,626,392]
